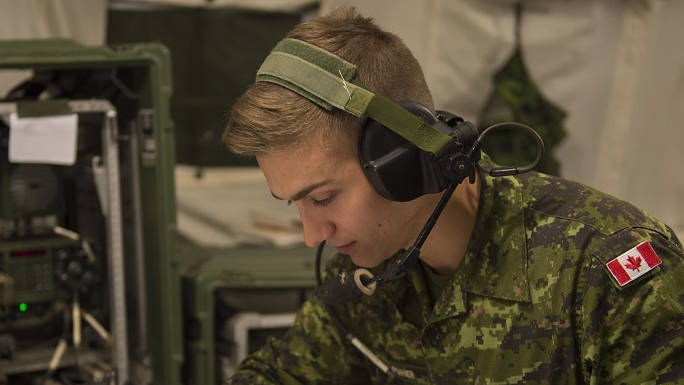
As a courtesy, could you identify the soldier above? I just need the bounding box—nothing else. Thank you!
[222,6,684,385]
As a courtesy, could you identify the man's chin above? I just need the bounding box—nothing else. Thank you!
[348,253,383,269]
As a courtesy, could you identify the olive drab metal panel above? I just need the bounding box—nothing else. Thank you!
[0,39,181,385]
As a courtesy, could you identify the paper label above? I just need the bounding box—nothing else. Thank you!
[9,112,78,165]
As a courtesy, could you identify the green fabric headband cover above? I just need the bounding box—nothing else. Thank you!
[256,38,452,155]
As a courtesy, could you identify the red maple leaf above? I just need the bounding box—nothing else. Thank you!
[624,255,642,272]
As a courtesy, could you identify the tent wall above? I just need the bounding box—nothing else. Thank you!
[321,0,684,237]
[0,0,107,94]
[2,0,682,236]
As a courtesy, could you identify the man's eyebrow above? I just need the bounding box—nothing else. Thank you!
[271,180,332,202]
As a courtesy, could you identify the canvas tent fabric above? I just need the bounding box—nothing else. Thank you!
[320,0,684,238]
[1,0,682,237]
[0,0,107,95]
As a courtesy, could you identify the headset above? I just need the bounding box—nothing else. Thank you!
[257,38,484,202]
[255,37,544,378]
[256,37,543,296]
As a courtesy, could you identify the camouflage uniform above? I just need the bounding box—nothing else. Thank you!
[227,166,684,384]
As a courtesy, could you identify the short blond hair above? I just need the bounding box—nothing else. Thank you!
[223,6,434,156]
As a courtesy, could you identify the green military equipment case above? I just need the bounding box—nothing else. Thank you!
[0,39,181,385]
[179,238,334,385]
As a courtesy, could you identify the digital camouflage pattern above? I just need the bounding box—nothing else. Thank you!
[227,164,684,384]
[477,46,567,176]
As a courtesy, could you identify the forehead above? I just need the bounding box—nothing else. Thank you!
[257,134,356,197]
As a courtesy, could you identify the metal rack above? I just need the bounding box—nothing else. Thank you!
[0,99,129,385]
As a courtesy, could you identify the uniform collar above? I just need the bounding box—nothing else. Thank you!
[380,159,532,326]
[407,163,532,326]
[461,166,531,303]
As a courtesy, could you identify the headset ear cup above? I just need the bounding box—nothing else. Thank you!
[358,101,446,202]
[359,119,422,201]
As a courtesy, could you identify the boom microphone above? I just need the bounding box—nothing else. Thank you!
[313,178,459,306]
[309,121,546,379]
[313,122,545,305]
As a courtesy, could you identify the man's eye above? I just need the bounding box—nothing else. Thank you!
[312,195,335,207]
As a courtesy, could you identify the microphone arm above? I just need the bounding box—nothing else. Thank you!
[311,119,545,377]
[314,177,460,305]
[369,177,460,284]
[314,120,545,305]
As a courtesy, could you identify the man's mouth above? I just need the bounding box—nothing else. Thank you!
[334,241,357,255]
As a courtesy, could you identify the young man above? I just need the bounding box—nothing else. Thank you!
[223,7,684,385]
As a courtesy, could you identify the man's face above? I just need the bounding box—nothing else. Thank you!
[257,135,430,268]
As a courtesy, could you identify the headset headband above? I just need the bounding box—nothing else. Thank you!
[256,38,453,156]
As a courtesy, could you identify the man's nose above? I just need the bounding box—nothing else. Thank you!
[298,207,335,248]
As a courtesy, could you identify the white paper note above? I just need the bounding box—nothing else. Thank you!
[8,112,78,165]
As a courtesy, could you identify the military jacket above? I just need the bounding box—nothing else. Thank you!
[228,170,684,384]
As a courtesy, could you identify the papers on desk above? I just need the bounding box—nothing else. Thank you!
[175,166,303,248]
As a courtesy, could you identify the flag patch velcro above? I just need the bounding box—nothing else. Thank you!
[606,241,662,286]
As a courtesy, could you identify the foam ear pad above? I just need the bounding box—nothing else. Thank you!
[358,101,449,202]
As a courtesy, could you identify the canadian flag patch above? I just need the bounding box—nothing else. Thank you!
[606,241,662,286]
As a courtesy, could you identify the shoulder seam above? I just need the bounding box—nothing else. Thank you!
[525,206,673,241]
[525,206,615,237]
